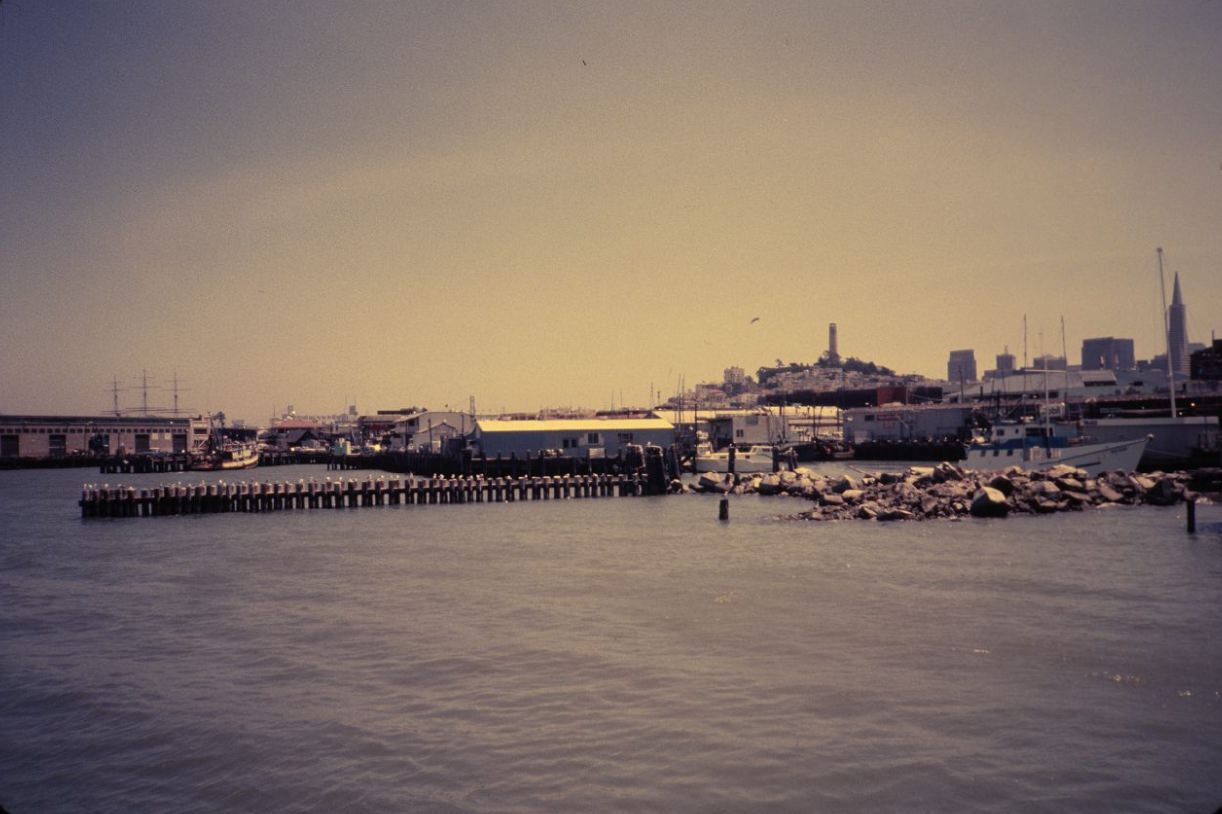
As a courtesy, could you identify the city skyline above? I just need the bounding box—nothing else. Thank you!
[2,1,1220,423]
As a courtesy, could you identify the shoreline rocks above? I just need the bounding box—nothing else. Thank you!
[691,461,1210,521]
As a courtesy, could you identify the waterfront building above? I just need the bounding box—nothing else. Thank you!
[0,414,206,459]
[470,417,675,459]
[1191,339,1222,381]
[843,405,974,443]
[947,350,977,383]
[1081,337,1135,371]
[388,410,476,452]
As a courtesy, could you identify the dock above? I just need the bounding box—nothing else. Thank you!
[79,472,662,518]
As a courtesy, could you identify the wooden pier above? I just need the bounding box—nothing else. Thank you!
[79,472,661,518]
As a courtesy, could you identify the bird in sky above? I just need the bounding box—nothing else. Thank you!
[750,317,760,324]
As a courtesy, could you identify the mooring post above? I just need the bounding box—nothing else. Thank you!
[719,497,729,521]
[1186,498,1196,533]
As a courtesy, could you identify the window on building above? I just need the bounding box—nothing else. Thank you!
[617,433,634,443]
[49,434,67,457]
[587,432,600,444]
[135,433,151,453]
[1,435,18,457]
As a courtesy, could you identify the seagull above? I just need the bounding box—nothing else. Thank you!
[750,316,760,324]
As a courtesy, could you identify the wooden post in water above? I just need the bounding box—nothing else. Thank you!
[728,446,736,477]
[719,497,729,521]
[1187,498,1196,533]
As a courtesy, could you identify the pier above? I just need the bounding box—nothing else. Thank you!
[79,472,663,518]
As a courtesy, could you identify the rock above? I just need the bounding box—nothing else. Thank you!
[1096,483,1124,503]
[830,475,857,493]
[1046,464,1084,480]
[857,504,879,520]
[935,461,965,482]
[757,474,783,496]
[878,508,915,521]
[1054,476,1085,492]
[841,489,865,503]
[970,486,1010,518]
[988,474,1015,497]
[820,493,845,507]
[1144,477,1182,506]
[1031,497,1060,514]
[697,473,730,493]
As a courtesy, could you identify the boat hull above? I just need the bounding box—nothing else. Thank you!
[964,435,1148,477]
[693,446,779,474]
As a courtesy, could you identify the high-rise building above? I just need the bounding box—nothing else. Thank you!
[1081,337,1135,371]
[827,323,839,363]
[1032,353,1067,371]
[995,348,1016,375]
[1167,273,1190,377]
[947,349,977,382]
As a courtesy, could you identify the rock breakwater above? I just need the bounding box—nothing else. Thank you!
[691,462,1208,521]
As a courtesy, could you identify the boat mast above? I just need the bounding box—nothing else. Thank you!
[1157,247,1178,417]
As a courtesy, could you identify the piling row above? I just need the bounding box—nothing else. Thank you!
[80,473,649,518]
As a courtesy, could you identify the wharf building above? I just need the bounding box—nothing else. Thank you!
[1191,339,1222,381]
[469,417,676,459]
[0,415,206,459]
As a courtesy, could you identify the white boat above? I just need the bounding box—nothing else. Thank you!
[693,444,779,473]
[964,422,1148,477]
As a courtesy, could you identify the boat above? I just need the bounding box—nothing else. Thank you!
[1078,415,1218,471]
[189,438,259,471]
[963,421,1148,477]
[693,443,780,474]
[778,437,853,462]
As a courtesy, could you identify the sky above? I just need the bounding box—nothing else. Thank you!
[1,0,1219,424]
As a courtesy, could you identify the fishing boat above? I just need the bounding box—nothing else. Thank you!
[963,421,1148,477]
[189,413,259,471]
[693,443,779,474]
[189,438,259,471]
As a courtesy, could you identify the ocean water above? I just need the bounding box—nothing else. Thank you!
[1,464,1220,813]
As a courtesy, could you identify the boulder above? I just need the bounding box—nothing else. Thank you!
[970,486,1010,518]
[878,508,915,521]
[820,493,846,507]
[988,474,1015,497]
[757,474,783,496]
[697,473,730,493]
[1096,483,1124,503]
[1144,477,1182,506]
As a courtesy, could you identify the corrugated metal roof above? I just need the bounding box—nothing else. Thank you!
[476,418,674,433]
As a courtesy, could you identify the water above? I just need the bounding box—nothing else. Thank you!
[2,465,1221,813]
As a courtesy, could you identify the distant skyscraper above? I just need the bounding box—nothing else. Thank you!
[995,348,1015,375]
[828,323,839,363]
[1081,337,1135,371]
[947,349,977,382]
[1167,273,1190,377]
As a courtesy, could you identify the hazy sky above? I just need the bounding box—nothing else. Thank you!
[2,0,1219,422]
